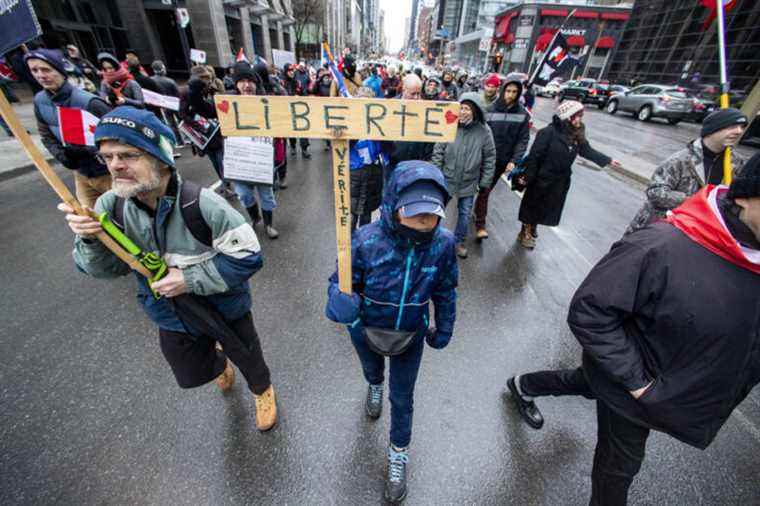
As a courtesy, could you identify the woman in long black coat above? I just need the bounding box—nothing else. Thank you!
[516,101,620,249]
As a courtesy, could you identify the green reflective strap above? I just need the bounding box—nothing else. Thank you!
[99,212,168,297]
[98,213,142,256]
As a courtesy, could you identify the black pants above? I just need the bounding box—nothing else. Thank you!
[289,138,309,151]
[520,368,650,506]
[158,312,271,394]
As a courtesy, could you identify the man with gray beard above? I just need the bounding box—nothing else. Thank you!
[57,106,278,432]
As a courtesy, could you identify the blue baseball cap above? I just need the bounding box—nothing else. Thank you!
[94,106,176,167]
[395,181,446,219]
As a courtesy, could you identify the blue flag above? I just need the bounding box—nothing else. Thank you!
[322,42,350,98]
[0,0,42,56]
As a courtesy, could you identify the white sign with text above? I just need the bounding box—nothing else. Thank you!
[223,137,274,185]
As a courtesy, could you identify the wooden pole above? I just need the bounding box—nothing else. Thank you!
[0,90,152,279]
[330,132,352,294]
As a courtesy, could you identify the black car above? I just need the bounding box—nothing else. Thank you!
[558,79,617,109]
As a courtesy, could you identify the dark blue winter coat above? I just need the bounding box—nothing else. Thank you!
[327,161,459,340]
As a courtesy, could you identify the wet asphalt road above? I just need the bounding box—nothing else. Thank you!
[1,132,759,505]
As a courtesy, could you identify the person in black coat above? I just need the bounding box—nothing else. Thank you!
[505,154,760,505]
[516,100,620,249]
[474,76,531,240]
[385,74,434,182]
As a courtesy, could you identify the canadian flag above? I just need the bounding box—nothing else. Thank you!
[700,0,737,30]
[236,48,248,63]
[57,107,99,146]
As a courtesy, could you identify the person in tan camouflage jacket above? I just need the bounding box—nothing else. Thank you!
[626,108,748,234]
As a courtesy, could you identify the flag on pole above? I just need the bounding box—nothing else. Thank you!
[700,0,737,30]
[57,107,99,146]
[322,41,351,97]
[236,48,248,63]
[531,33,582,86]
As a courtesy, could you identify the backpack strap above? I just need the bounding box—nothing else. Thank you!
[110,181,213,247]
[112,196,126,231]
[179,180,213,247]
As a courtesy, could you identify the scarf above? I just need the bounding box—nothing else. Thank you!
[101,67,133,86]
[666,185,760,275]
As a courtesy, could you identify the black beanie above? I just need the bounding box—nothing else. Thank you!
[232,61,256,85]
[728,152,760,199]
[701,108,748,138]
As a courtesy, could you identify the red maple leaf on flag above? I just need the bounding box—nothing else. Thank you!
[89,124,97,134]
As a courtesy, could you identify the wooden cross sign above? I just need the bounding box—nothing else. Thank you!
[214,95,460,294]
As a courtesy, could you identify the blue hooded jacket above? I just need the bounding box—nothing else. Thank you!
[327,161,459,340]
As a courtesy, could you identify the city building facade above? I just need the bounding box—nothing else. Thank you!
[490,1,631,78]
[606,0,760,92]
[29,0,296,72]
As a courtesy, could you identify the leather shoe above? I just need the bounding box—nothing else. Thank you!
[507,376,544,429]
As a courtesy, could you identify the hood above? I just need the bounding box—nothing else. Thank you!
[97,52,120,69]
[380,161,451,235]
[493,79,523,111]
[459,91,487,122]
[666,186,760,275]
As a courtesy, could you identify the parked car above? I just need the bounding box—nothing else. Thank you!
[605,84,693,125]
[536,79,563,98]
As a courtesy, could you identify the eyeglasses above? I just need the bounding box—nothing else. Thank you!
[96,151,144,165]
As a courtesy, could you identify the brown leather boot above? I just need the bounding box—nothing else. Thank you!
[253,385,278,431]
[215,359,235,393]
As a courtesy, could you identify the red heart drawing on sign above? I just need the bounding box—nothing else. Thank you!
[218,100,230,114]
[445,110,458,124]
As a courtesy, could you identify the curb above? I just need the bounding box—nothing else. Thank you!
[0,160,50,183]
[531,118,651,186]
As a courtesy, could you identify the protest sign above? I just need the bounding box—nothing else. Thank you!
[214,94,460,293]
[189,49,206,64]
[0,0,42,56]
[143,89,180,111]
[222,137,274,185]
[213,95,460,143]
[272,49,296,69]
[178,117,219,150]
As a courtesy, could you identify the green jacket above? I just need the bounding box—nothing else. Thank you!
[73,173,263,331]
[431,92,497,198]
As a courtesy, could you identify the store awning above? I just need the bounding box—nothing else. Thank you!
[596,36,615,49]
[494,12,517,40]
[567,35,585,47]
[601,12,630,21]
[534,32,555,52]
[574,10,599,19]
[541,8,568,17]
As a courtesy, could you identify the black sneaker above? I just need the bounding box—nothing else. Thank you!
[366,383,383,419]
[507,377,544,429]
[301,150,311,159]
[385,445,408,503]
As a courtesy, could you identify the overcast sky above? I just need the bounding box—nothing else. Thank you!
[380,0,413,53]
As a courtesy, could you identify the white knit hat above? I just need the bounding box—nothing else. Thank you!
[556,100,584,120]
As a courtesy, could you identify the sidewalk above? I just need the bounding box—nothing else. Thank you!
[0,101,53,181]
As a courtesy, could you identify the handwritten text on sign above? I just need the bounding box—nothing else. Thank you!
[214,96,460,143]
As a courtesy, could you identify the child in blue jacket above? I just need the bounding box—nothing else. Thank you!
[326,161,459,503]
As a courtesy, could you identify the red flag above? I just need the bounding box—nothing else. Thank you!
[700,0,737,30]
[57,107,99,146]
[236,48,248,63]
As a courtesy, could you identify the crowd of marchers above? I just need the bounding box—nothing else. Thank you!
[5,39,759,506]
